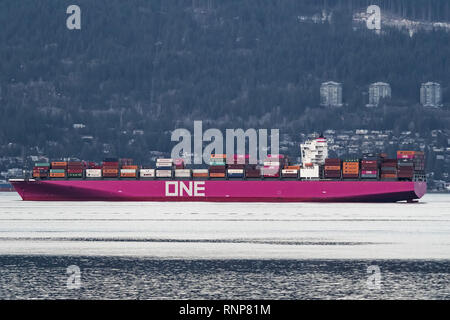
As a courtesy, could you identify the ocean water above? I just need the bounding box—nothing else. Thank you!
[0,192,449,299]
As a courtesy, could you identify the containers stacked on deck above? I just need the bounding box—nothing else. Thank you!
[209,154,226,178]
[342,159,359,179]
[156,159,173,178]
[397,151,425,180]
[67,161,84,178]
[245,166,260,178]
[262,155,285,178]
[282,165,300,179]
[380,158,397,179]
[192,169,209,179]
[174,159,191,178]
[33,163,50,178]
[360,160,378,179]
[412,151,425,173]
[227,155,247,179]
[324,158,341,179]
[102,158,119,178]
[300,163,320,179]
[49,161,67,178]
[121,165,138,178]
[86,162,102,178]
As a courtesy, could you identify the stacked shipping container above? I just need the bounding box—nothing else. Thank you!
[397,151,425,180]
[324,158,341,179]
[156,159,173,178]
[227,155,246,179]
[209,154,226,178]
[381,159,397,179]
[102,158,119,178]
[361,160,378,179]
[262,155,285,178]
[67,161,84,178]
[300,163,320,179]
[28,149,424,182]
[342,159,359,179]
[50,162,67,178]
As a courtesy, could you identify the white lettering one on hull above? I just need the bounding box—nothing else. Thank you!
[165,181,205,197]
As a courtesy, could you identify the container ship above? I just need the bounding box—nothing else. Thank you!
[10,137,427,202]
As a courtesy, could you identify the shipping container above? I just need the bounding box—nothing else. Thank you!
[192,169,209,178]
[227,169,244,174]
[102,168,119,178]
[51,161,68,168]
[245,169,261,178]
[263,161,281,166]
[282,169,298,178]
[86,169,102,178]
[209,172,226,178]
[120,169,137,178]
[122,165,138,170]
[50,173,66,178]
[139,169,155,178]
[227,169,244,178]
[156,170,172,178]
[174,159,185,169]
[35,163,50,167]
[342,173,359,178]
[175,169,191,178]
[157,158,173,163]
[210,154,226,159]
[361,174,377,179]
[381,173,398,179]
[300,165,320,179]
[50,169,66,178]
[262,165,280,177]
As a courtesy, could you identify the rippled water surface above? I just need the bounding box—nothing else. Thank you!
[0,192,449,299]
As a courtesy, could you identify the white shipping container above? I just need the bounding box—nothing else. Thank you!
[192,169,208,174]
[263,161,280,166]
[227,169,244,174]
[175,169,191,177]
[156,158,173,163]
[120,169,136,174]
[156,169,172,177]
[85,169,102,178]
[300,165,320,178]
[139,169,155,177]
[282,169,298,174]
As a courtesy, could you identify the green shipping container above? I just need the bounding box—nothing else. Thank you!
[68,173,83,177]
[35,163,50,167]
[50,169,66,173]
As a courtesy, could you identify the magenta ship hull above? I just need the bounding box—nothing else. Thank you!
[9,179,427,202]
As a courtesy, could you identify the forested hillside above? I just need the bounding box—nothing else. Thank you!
[0,0,449,162]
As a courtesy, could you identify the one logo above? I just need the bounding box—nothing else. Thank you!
[165,181,205,197]
[366,265,381,290]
